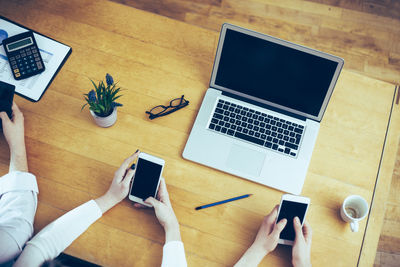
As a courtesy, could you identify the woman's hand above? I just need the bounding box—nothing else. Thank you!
[95,151,139,213]
[234,205,287,266]
[135,178,181,242]
[0,102,28,172]
[292,217,312,267]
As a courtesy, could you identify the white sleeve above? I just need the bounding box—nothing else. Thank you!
[14,200,102,267]
[0,171,38,265]
[161,241,187,267]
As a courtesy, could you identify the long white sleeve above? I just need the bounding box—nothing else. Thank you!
[161,241,187,267]
[14,200,102,267]
[0,171,38,265]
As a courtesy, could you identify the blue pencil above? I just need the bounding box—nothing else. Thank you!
[195,194,252,210]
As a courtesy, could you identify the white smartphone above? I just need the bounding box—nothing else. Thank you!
[128,152,165,207]
[276,194,310,246]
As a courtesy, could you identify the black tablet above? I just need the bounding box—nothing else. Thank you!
[0,81,15,127]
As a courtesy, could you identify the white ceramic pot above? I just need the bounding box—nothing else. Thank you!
[90,108,117,128]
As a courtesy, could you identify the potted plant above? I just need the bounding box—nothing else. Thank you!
[82,73,123,127]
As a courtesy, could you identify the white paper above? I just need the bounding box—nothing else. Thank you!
[0,18,71,101]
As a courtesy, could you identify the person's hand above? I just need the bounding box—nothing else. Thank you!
[135,178,181,242]
[0,102,25,151]
[234,205,287,267]
[95,151,139,213]
[292,217,312,267]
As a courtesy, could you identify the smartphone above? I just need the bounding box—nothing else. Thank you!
[128,152,165,207]
[0,81,15,128]
[276,194,310,245]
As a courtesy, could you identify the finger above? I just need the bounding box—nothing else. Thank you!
[302,220,313,245]
[115,150,140,181]
[271,218,287,238]
[0,112,9,123]
[144,197,161,208]
[122,168,135,188]
[266,205,279,224]
[293,217,305,242]
[11,102,22,119]
[158,178,170,204]
[133,203,149,209]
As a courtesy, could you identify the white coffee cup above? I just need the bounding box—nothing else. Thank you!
[340,195,369,232]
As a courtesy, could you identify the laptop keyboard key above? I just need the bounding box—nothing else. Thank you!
[221,127,227,134]
[255,132,260,138]
[234,132,265,146]
[215,125,221,131]
[209,123,216,130]
[294,128,303,134]
[265,142,272,148]
[214,113,223,120]
[215,108,223,114]
[285,142,298,150]
[243,128,249,134]
[284,148,290,154]
[272,144,278,150]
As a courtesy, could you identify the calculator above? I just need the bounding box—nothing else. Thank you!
[2,31,45,80]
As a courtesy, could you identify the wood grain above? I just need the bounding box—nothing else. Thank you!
[0,0,398,266]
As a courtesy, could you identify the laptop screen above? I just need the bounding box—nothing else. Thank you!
[211,25,343,121]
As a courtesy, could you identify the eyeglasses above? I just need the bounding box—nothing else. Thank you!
[146,95,189,120]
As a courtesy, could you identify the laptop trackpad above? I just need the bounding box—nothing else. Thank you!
[226,144,266,176]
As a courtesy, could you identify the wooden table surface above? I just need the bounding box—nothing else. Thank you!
[1,0,399,266]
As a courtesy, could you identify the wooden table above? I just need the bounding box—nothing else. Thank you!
[1,0,399,266]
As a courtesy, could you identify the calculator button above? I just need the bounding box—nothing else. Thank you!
[15,73,21,78]
[37,62,43,69]
[13,69,19,73]
[9,56,15,61]
[32,49,37,53]
[21,53,26,57]
[35,57,40,62]
[15,55,20,59]
[27,51,32,55]
[34,53,39,57]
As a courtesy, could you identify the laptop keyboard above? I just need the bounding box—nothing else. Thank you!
[208,99,305,158]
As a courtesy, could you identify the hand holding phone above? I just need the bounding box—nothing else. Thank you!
[129,152,165,207]
[0,81,15,128]
[276,194,310,246]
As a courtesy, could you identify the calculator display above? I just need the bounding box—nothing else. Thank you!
[6,37,33,52]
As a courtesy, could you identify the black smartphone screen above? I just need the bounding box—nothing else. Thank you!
[277,200,308,241]
[130,158,162,200]
[0,81,15,118]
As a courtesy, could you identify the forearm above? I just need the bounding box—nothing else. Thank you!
[165,223,181,243]
[94,194,119,214]
[9,140,28,173]
[234,245,267,267]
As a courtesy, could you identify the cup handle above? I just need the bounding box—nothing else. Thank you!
[350,221,359,232]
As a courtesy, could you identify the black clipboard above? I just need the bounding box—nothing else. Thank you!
[0,16,72,102]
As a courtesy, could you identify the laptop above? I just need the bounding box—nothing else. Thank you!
[183,23,344,194]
